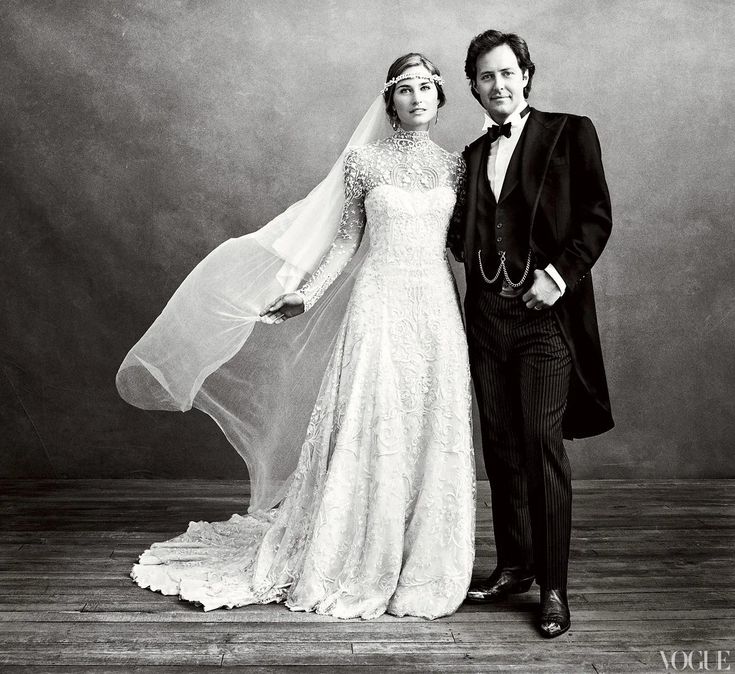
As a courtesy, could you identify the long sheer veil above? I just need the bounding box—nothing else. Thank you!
[116,95,393,511]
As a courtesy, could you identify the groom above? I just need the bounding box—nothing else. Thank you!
[449,30,613,637]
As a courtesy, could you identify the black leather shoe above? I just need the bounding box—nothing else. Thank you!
[539,588,570,638]
[466,566,535,602]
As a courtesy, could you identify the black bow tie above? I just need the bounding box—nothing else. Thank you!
[486,106,531,143]
[487,122,512,143]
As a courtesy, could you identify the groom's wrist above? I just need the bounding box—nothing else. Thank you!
[544,265,566,295]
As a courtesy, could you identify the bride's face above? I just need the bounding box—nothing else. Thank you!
[391,65,439,132]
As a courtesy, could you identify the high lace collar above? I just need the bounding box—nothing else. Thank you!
[390,127,432,149]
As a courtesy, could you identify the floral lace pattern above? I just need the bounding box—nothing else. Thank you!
[298,129,465,310]
[131,129,475,620]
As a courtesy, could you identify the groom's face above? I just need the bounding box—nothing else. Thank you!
[473,44,529,124]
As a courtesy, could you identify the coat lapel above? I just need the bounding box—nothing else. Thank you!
[496,129,524,203]
[519,109,567,228]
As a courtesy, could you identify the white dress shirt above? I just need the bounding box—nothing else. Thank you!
[484,105,566,295]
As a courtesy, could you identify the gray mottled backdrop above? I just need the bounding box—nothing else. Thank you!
[2,0,733,479]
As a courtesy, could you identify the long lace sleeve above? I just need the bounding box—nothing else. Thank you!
[297,148,367,311]
[446,154,467,261]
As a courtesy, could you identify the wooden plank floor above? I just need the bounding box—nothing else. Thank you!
[0,479,732,672]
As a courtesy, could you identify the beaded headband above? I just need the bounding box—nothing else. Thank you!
[380,72,444,95]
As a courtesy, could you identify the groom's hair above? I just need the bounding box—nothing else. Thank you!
[464,30,536,103]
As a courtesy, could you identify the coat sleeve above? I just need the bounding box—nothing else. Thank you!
[551,117,612,293]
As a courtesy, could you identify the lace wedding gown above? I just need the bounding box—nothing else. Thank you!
[131,129,475,620]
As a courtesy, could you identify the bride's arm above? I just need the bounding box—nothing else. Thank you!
[446,154,467,262]
[260,149,367,322]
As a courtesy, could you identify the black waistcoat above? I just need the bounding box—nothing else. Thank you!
[474,125,534,285]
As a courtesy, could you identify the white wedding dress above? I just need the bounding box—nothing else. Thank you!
[131,129,475,620]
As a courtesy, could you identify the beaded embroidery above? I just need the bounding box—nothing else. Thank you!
[380,73,444,94]
[297,129,464,310]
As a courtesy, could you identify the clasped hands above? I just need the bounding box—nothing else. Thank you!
[259,293,305,324]
[522,269,562,311]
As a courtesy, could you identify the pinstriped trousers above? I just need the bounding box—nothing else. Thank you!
[466,281,573,590]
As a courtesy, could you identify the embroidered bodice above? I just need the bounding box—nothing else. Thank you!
[298,130,466,309]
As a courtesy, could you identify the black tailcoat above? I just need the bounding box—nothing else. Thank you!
[449,108,614,439]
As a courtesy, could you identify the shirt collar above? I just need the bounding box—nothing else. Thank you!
[482,103,530,131]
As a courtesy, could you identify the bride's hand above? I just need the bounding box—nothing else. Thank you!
[259,293,305,324]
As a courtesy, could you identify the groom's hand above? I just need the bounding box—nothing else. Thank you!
[523,270,562,311]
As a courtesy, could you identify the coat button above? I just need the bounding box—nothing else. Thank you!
[496,222,504,229]
[496,236,503,242]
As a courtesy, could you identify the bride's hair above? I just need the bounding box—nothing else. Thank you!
[382,53,446,123]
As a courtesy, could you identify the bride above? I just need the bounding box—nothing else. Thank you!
[119,53,475,620]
